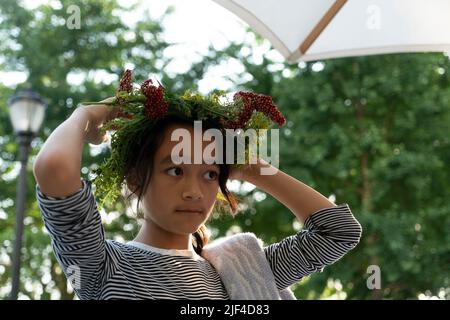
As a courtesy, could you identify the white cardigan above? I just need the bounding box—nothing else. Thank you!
[201,232,297,300]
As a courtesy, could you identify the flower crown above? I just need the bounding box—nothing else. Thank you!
[81,69,286,210]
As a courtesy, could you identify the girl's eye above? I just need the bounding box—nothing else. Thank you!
[204,170,219,181]
[166,167,183,176]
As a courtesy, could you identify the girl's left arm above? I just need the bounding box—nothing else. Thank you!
[232,158,362,290]
[236,158,337,223]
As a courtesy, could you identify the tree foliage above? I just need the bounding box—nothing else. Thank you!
[218,49,450,299]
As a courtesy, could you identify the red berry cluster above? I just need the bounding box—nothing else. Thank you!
[226,91,286,128]
[141,79,169,119]
[116,69,133,107]
[118,69,133,93]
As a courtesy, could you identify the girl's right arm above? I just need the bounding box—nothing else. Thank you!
[33,99,120,299]
[33,99,118,197]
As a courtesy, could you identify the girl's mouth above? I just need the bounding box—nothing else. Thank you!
[175,209,203,214]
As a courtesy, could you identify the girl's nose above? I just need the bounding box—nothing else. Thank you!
[182,190,203,200]
[181,172,203,200]
[182,179,203,200]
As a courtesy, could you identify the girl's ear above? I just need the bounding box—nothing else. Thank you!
[126,169,140,195]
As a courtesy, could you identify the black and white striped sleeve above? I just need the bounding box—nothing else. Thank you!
[264,203,362,290]
[36,178,110,299]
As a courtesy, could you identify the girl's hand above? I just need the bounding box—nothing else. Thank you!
[228,164,258,180]
[229,159,271,181]
[75,97,121,145]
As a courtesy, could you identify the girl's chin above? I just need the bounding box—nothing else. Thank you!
[170,224,203,236]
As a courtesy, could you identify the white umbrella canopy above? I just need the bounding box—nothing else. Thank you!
[212,0,450,63]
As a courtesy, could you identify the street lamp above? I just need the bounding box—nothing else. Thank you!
[7,88,47,300]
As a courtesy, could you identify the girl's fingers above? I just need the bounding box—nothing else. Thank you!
[99,96,116,104]
[105,105,122,122]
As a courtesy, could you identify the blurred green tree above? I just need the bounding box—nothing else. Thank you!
[210,47,450,299]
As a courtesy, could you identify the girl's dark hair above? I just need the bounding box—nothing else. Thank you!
[123,114,239,255]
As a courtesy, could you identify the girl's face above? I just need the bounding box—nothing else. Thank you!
[141,123,221,236]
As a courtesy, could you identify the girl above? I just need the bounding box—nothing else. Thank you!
[33,87,362,300]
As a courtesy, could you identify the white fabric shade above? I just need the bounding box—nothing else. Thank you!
[212,0,450,62]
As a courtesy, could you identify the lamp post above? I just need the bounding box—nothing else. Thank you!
[7,88,47,300]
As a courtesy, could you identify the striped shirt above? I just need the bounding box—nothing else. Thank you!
[36,178,362,300]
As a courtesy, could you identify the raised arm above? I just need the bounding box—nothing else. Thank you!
[33,99,120,299]
[232,158,362,290]
[33,98,117,197]
[234,158,338,223]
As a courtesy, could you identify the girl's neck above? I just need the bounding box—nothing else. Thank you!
[133,220,193,251]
